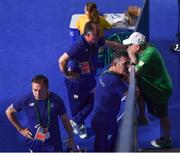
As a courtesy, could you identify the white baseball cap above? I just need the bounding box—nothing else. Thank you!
[123,32,146,45]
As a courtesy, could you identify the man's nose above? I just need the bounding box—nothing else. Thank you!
[36,91,40,96]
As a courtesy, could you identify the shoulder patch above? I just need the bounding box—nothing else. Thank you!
[138,61,144,67]
[29,102,35,106]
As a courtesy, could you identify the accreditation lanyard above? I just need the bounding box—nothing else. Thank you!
[34,99,51,128]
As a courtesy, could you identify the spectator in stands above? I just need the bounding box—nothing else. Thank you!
[91,51,129,152]
[76,2,112,36]
[123,32,173,149]
[5,74,74,152]
[58,21,125,139]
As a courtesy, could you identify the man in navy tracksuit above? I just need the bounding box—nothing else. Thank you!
[5,75,74,152]
[58,21,125,139]
[91,51,129,152]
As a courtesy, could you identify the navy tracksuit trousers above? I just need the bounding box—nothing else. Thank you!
[91,113,118,152]
[65,78,94,125]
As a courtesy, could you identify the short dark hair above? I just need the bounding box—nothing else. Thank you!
[111,51,129,63]
[84,21,98,35]
[31,74,49,88]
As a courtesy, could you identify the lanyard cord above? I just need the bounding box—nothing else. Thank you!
[34,99,51,128]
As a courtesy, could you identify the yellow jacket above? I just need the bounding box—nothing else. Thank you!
[76,14,112,36]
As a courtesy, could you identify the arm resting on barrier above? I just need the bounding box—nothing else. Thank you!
[105,40,126,50]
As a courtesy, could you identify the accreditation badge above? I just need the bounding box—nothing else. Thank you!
[34,127,50,142]
[34,127,46,142]
[80,61,91,74]
[44,128,50,139]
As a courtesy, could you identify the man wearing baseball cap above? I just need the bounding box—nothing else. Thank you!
[123,32,173,149]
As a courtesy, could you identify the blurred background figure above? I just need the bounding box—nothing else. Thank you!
[76,2,112,36]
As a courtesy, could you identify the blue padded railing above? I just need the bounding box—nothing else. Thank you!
[115,66,137,152]
[115,0,149,150]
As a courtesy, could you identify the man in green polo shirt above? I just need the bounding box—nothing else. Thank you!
[123,32,173,149]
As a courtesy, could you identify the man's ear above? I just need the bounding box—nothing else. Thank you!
[112,61,117,66]
[136,45,140,50]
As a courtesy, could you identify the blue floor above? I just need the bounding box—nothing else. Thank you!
[0,0,180,151]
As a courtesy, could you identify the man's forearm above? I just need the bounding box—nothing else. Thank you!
[58,53,69,76]
[60,114,74,149]
[105,40,126,50]
[59,61,69,76]
[6,105,23,132]
[61,114,74,138]
[113,41,127,50]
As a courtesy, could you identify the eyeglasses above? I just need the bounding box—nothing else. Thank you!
[87,31,99,36]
